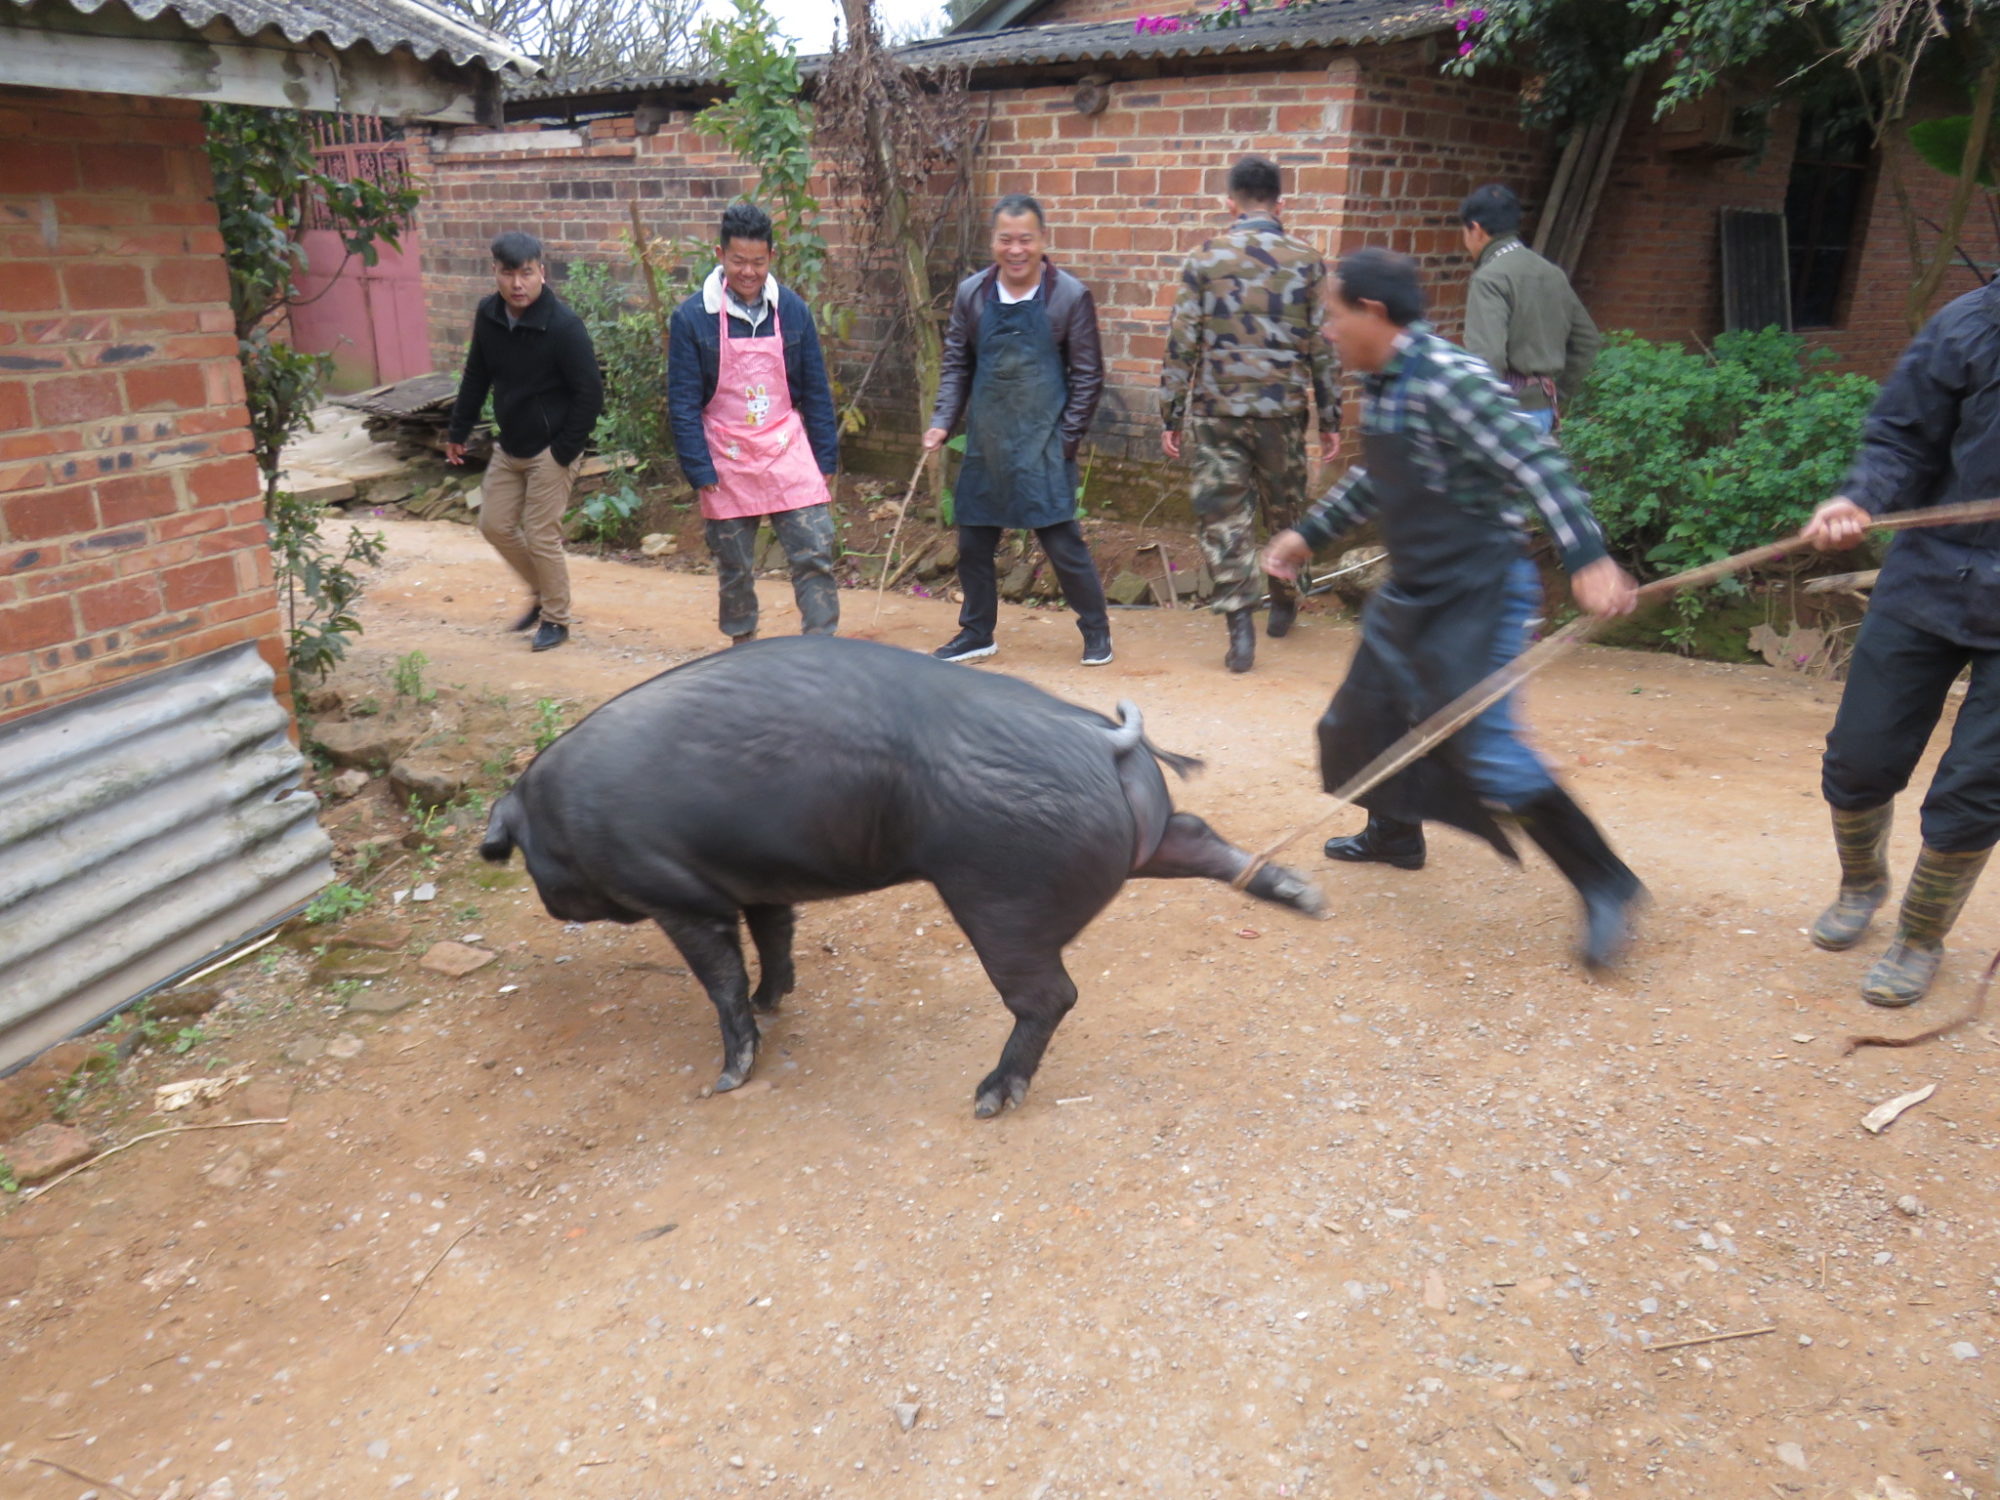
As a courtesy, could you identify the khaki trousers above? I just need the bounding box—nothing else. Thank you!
[479,447,575,626]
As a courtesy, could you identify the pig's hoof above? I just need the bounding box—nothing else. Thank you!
[1256,864,1327,918]
[973,1073,1030,1119]
[713,1045,758,1093]
[750,971,794,1015]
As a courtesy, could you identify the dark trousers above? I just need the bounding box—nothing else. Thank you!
[956,521,1109,638]
[1823,609,2000,852]
[704,503,839,639]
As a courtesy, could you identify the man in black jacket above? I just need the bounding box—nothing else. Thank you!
[1804,280,2000,1007]
[446,231,604,652]
[923,194,1111,666]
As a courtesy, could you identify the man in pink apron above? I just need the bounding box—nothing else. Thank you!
[668,203,841,642]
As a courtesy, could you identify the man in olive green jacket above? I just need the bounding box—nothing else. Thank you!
[1459,184,1600,433]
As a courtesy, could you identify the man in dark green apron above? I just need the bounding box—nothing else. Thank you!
[923,194,1112,666]
[1265,249,1645,969]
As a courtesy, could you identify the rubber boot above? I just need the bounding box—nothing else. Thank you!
[1514,785,1645,970]
[1266,592,1298,639]
[1224,608,1255,674]
[1324,814,1426,870]
[1861,844,1993,1008]
[1810,804,1892,951]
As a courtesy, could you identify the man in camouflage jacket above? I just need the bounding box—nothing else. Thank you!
[1161,156,1341,673]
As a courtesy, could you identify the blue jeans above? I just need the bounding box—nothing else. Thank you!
[1455,555,1556,808]
[1521,406,1556,435]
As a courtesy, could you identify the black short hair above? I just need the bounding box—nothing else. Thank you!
[1226,155,1282,205]
[490,231,543,269]
[720,202,774,249]
[991,193,1045,229]
[1335,247,1426,326]
[1459,183,1522,237]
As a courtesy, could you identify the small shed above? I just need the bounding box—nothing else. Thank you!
[0,0,534,1069]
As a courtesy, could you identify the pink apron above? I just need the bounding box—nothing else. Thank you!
[698,297,831,521]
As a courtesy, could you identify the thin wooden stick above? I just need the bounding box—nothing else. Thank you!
[383,1223,478,1337]
[27,1456,138,1499]
[1845,948,1999,1054]
[872,447,935,623]
[1233,495,2000,887]
[22,1118,289,1200]
[1646,1323,1777,1352]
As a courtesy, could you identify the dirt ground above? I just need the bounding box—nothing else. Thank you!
[2,515,1996,1500]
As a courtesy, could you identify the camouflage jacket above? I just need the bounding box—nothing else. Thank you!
[1161,214,1341,430]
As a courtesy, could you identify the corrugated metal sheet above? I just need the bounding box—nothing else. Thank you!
[508,0,1445,110]
[7,0,538,73]
[0,644,332,1071]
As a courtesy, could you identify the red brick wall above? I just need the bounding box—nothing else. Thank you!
[0,87,282,725]
[1574,99,1990,372]
[414,41,1547,470]
[406,118,755,379]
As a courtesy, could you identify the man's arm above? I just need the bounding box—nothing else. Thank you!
[1559,289,1601,403]
[1462,272,1511,383]
[1291,465,1380,553]
[789,298,840,475]
[1059,282,1105,460]
[666,301,716,489]
[548,314,603,467]
[927,282,974,437]
[1839,311,1965,515]
[1159,256,1205,436]
[1433,355,1608,573]
[1303,255,1342,432]
[445,318,491,447]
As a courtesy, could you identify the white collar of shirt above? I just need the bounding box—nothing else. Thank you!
[702,264,783,327]
[995,273,1041,304]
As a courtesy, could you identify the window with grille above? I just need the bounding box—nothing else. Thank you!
[1784,108,1873,330]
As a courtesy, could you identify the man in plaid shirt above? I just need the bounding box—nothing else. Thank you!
[1264,247,1644,968]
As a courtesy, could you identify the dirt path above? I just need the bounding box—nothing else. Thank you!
[3,516,1996,1500]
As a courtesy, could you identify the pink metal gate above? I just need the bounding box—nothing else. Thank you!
[290,116,431,392]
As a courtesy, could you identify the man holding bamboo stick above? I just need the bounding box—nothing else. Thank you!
[1802,283,2000,1008]
[1263,248,1644,970]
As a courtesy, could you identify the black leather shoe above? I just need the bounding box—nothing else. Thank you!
[934,630,997,663]
[510,601,542,632]
[1224,609,1255,673]
[1266,594,1298,638]
[1324,815,1426,870]
[530,621,569,652]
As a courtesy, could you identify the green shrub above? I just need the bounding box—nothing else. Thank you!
[1562,328,1878,577]
[563,262,675,479]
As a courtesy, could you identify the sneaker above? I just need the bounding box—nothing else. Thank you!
[933,631,997,663]
[510,601,542,632]
[1081,628,1113,666]
[531,621,570,652]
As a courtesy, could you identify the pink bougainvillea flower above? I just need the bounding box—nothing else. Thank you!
[1467,7,1486,20]
[1455,15,1471,29]
[1458,39,1475,54]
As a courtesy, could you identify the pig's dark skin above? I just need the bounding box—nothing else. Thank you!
[482,636,1324,1117]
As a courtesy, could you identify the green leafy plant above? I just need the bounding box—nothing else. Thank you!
[1561,329,1878,577]
[0,1157,17,1195]
[305,882,371,924]
[392,650,434,702]
[533,698,568,751]
[694,0,826,302]
[569,478,647,546]
[170,1025,206,1056]
[563,261,676,484]
[204,104,415,684]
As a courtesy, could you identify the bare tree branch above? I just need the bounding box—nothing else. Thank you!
[439,0,708,86]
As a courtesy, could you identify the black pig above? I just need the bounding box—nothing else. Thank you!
[481,637,1322,1116]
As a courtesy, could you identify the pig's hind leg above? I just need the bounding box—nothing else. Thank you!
[1134,813,1326,918]
[939,882,1113,1119]
[653,910,762,1092]
[744,904,797,1014]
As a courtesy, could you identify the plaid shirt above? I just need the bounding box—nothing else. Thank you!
[1294,326,1609,574]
